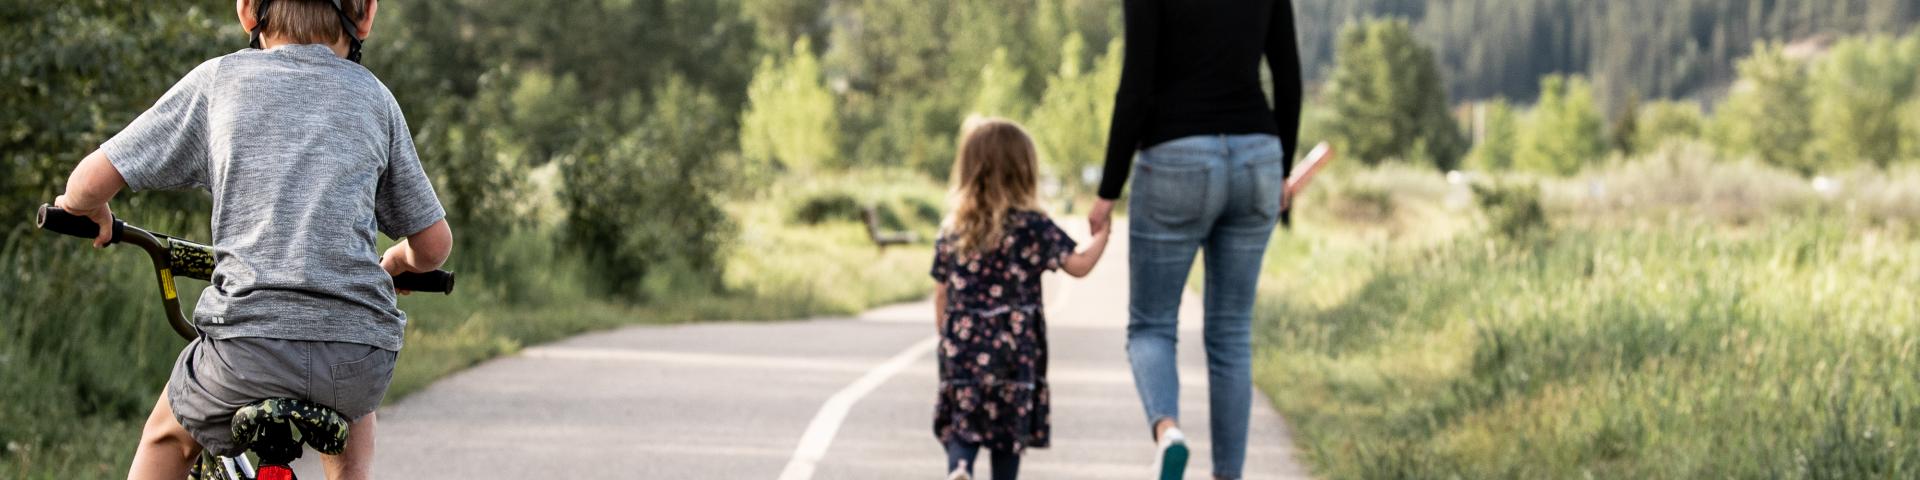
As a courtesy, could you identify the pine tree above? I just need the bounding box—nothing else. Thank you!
[1516,75,1606,175]
[1325,19,1465,168]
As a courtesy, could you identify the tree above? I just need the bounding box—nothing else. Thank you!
[1292,0,1919,107]
[1466,100,1519,171]
[562,76,738,298]
[1516,75,1606,175]
[1810,35,1920,168]
[742,0,829,52]
[506,70,587,162]
[1712,42,1815,174]
[740,37,840,176]
[1,1,229,222]
[1324,19,1465,169]
[1027,36,1123,195]
[1610,92,1641,154]
[968,48,1031,119]
[1904,98,1920,163]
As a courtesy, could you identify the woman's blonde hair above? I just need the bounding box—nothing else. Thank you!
[945,116,1041,254]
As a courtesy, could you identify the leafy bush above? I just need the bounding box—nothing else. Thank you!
[1629,101,1707,155]
[560,77,738,298]
[786,173,947,231]
[792,191,863,225]
[1472,180,1549,239]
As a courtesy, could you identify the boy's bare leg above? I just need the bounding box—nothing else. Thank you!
[129,388,200,480]
[322,412,377,480]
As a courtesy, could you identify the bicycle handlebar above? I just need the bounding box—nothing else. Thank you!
[36,204,454,293]
[393,270,455,293]
[36,204,124,245]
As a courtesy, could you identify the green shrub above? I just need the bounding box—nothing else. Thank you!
[791,191,864,225]
[560,77,737,298]
[1472,180,1549,239]
[1630,101,1707,155]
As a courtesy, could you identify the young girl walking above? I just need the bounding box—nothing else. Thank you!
[931,117,1111,480]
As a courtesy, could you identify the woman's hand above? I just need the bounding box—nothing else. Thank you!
[1089,198,1115,237]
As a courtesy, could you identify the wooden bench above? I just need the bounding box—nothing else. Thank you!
[862,206,918,249]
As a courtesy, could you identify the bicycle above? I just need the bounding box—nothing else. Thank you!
[35,204,455,480]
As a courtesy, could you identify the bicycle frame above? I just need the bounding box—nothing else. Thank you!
[114,224,211,340]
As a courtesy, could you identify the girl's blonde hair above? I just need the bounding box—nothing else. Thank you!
[945,116,1041,254]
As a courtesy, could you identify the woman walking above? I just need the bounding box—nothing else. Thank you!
[1087,1,1302,479]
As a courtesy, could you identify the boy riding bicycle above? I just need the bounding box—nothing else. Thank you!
[53,0,450,478]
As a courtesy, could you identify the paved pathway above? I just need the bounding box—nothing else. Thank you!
[298,221,1312,478]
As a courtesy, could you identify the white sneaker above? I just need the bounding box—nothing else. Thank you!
[947,469,971,480]
[1152,427,1190,480]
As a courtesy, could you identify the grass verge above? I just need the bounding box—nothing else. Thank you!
[1253,153,1920,478]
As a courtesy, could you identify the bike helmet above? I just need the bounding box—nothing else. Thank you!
[247,0,364,63]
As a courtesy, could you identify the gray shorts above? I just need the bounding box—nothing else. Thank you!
[167,336,397,456]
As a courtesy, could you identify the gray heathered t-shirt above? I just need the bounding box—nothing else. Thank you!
[103,44,444,351]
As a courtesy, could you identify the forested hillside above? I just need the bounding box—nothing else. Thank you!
[1296,0,1920,106]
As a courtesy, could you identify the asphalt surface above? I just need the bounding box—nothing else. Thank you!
[296,221,1312,479]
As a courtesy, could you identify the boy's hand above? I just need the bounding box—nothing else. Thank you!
[379,244,413,295]
[53,195,115,248]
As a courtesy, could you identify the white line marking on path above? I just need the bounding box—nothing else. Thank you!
[521,346,872,372]
[776,335,939,480]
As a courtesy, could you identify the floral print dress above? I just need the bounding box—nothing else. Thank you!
[930,210,1077,454]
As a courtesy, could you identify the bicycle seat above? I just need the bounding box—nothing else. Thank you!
[231,398,352,464]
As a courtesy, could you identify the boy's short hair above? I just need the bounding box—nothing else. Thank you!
[261,0,366,45]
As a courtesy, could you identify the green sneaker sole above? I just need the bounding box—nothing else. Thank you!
[1159,442,1190,480]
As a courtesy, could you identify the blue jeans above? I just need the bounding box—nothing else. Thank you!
[1126,134,1284,479]
[946,439,1020,479]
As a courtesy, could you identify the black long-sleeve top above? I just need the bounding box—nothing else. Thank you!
[1099,0,1303,200]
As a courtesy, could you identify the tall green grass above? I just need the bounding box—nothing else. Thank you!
[1254,152,1920,478]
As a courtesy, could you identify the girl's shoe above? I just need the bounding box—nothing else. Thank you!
[947,469,972,480]
[1152,427,1189,480]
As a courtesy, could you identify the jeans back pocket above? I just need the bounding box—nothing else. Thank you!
[1133,159,1212,229]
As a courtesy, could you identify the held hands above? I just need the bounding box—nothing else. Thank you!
[1088,198,1115,238]
[53,195,115,248]
[1062,201,1116,278]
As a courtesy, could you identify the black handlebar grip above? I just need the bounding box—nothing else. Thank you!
[393,270,455,294]
[37,204,122,245]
